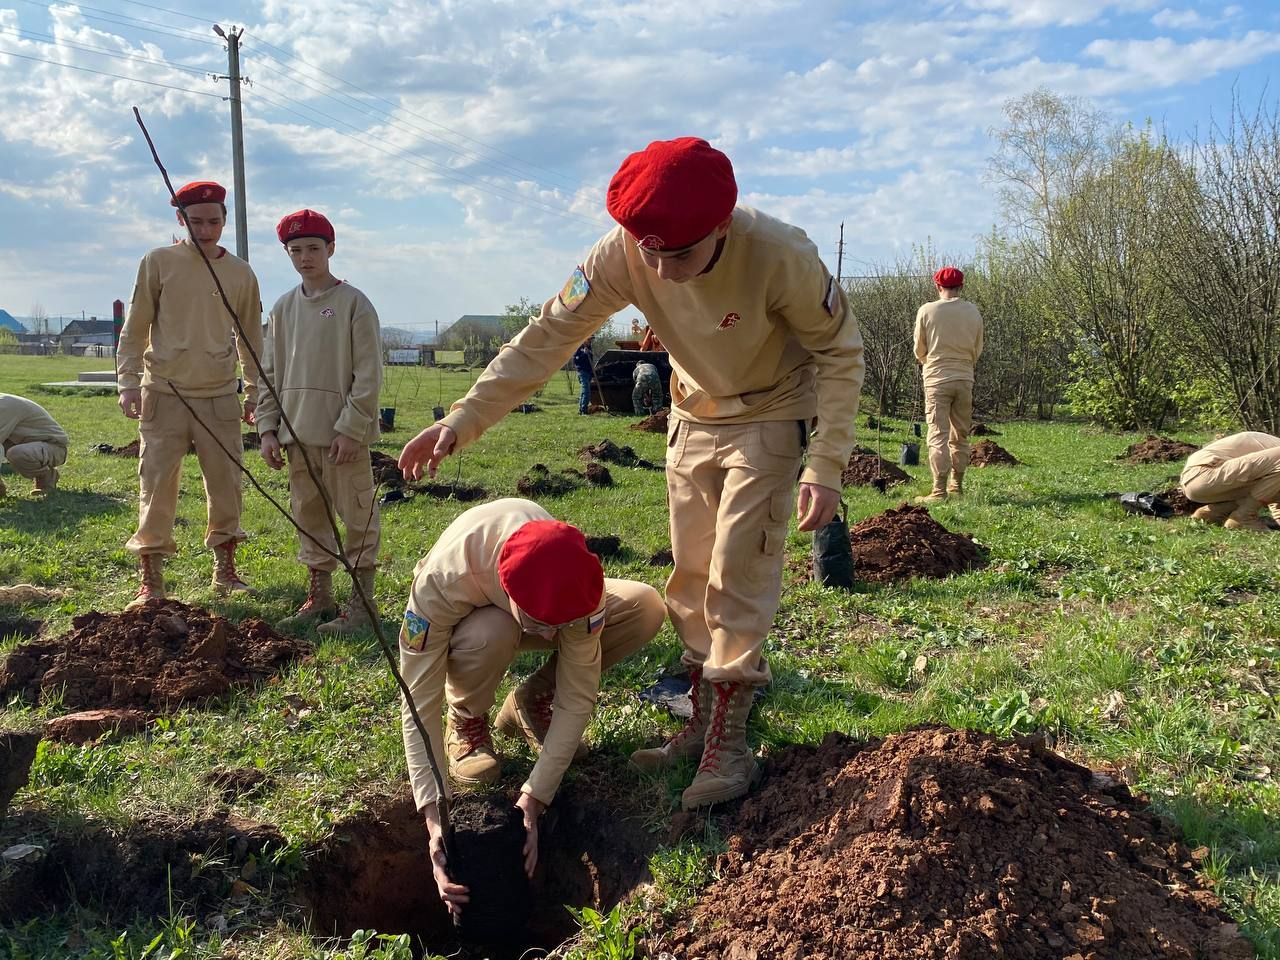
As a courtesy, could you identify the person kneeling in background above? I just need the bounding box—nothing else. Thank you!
[1180,431,1280,533]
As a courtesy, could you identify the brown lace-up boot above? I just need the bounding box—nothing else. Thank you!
[211,542,254,595]
[317,567,378,635]
[680,680,761,810]
[277,568,337,630]
[630,667,712,772]
[125,553,166,610]
[496,655,588,759]
[446,710,501,785]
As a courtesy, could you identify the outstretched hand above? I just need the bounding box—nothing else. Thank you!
[796,482,840,532]
[399,424,457,481]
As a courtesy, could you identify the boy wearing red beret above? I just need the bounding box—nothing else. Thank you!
[913,266,984,503]
[117,180,263,607]
[256,209,383,634]
[400,497,666,911]
[400,137,864,810]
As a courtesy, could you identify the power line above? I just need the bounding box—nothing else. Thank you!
[112,0,213,25]
[242,29,581,192]
[0,49,224,97]
[247,82,607,230]
[0,25,218,78]
[15,0,221,46]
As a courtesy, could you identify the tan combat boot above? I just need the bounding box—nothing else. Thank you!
[317,567,378,636]
[631,667,712,772]
[947,471,964,497]
[1191,502,1233,526]
[495,655,588,760]
[914,486,947,505]
[125,553,166,610]
[277,568,337,630]
[33,468,58,495]
[680,680,761,811]
[446,710,501,785]
[1225,498,1272,533]
[211,542,254,595]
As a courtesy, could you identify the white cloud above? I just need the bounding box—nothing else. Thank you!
[958,0,1157,27]
[1151,7,1206,29]
[1083,30,1280,86]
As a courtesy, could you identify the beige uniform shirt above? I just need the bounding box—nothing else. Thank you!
[255,281,383,446]
[0,394,68,448]
[440,207,864,490]
[401,498,606,808]
[118,241,264,402]
[1183,432,1280,473]
[914,298,984,386]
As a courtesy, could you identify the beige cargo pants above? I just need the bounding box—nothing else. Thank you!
[126,389,245,557]
[665,418,805,688]
[924,379,973,490]
[1181,447,1280,506]
[4,439,67,484]
[286,442,381,571]
[440,579,666,720]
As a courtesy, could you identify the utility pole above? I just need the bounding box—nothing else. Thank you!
[836,221,845,283]
[213,24,249,261]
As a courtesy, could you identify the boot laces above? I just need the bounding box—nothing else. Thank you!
[454,714,492,753]
[696,681,731,773]
[298,570,329,613]
[136,555,161,598]
[216,544,244,584]
[670,668,704,748]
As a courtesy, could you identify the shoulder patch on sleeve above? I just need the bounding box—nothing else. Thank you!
[823,276,839,317]
[559,265,591,312]
[401,609,430,652]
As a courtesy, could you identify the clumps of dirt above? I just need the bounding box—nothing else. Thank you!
[0,600,310,711]
[631,408,669,433]
[517,464,583,498]
[971,422,1001,436]
[577,439,660,470]
[584,462,613,486]
[648,547,674,567]
[970,440,1021,466]
[370,450,405,488]
[1121,435,1199,464]
[584,535,622,558]
[849,505,986,583]
[657,727,1253,960]
[1,731,40,819]
[1159,486,1205,517]
[416,482,489,502]
[0,808,282,922]
[94,439,140,457]
[842,445,911,489]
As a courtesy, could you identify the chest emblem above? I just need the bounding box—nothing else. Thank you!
[321,307,336,318]
[718,312,740,330]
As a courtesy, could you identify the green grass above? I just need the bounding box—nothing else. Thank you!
[2,354,1279,958]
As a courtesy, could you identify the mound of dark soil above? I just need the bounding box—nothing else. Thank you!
[631,409,669,433]
[658,727,1253,960]
[970,440,1021,466]
[416,482,489,502]
[370,450,405,488]
[971,422,1001,436]
[648,547,674,567]
[94,439,141,457]
[850,505,986,583]
[517,464,582,497]
[0,601,309,711]
[577,439,659,470]
[1,731,40,819]
[842,445,911,489]
[584,535,622,558]
[1121,436,1198,464]
[1159,486,1205,517]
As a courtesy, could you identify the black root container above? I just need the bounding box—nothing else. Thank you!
[452,800,531,944]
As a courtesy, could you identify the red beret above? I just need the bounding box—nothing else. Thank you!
[498,520,604,625]
[934,266,964,288]
[277,208,335,244]
[170,181,226,208]
[606,137,737,252]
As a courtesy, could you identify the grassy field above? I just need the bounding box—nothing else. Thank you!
[1,353,1278,959]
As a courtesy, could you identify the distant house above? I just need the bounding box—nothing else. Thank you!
[439,315,505,349]
[0,309,24,333]
[58,319,115,355]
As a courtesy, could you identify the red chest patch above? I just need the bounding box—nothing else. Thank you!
[718,312,740,330]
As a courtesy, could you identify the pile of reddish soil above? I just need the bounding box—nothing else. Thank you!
[1159,486,1205,517]
[849,505,986,583]
[1121,436,1199,464]
[578,439,659,470]
[516,464,583,497]
[842,445,911,488]
[658,727,1252,960]
[0,601,309,711]
[971,422,1001,436]
[631,408,669,433]
[970,440,1021,466]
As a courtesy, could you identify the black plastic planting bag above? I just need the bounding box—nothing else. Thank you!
[1119,491,1174,519]
[812,502,855,590]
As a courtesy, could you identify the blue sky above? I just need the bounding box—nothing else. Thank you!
[1,0,1278,334]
